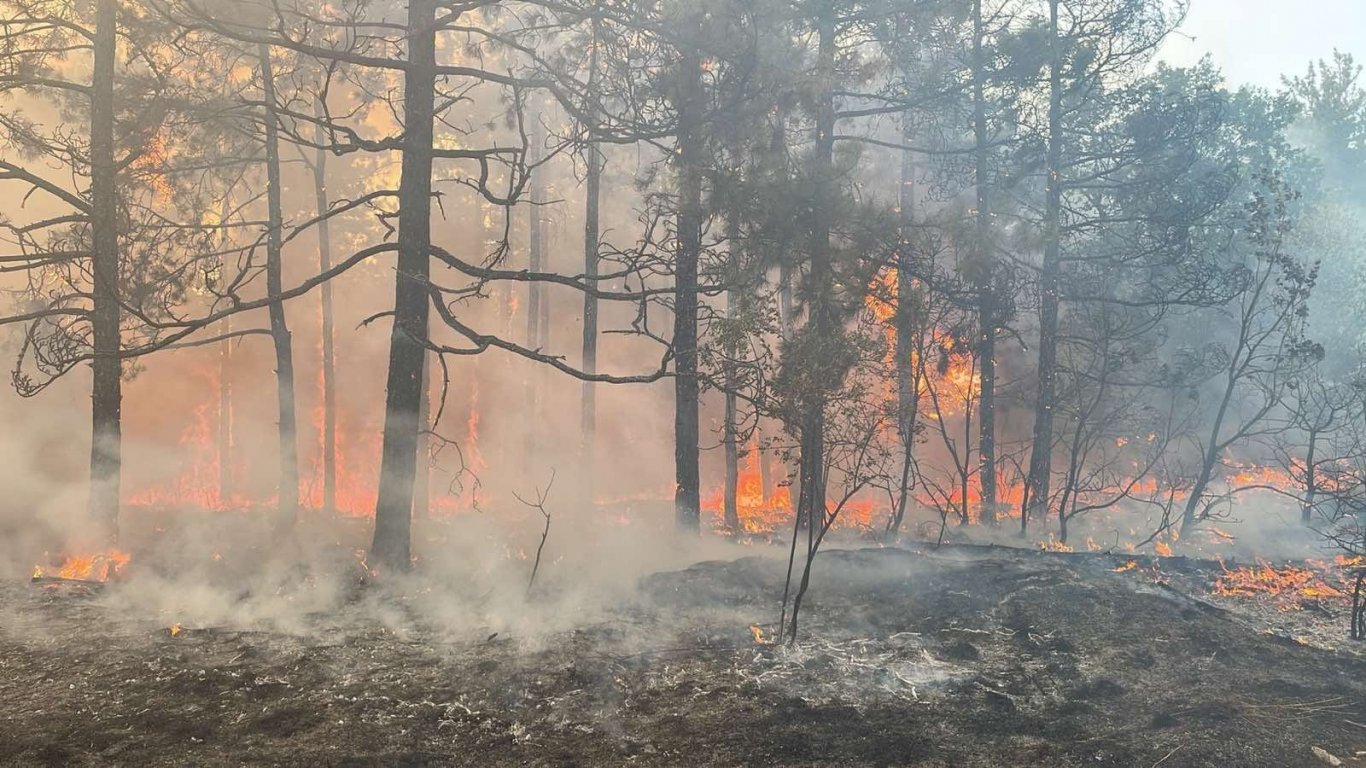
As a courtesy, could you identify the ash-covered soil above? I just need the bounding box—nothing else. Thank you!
[2,546,1365,767]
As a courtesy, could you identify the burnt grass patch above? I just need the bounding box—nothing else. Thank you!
[1,546,1364,766]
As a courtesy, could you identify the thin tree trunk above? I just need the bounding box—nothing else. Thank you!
[88,0,121,542]
[890,112,919,539]
[260,43,299,533]
[1180,258,1277,533]
[370,0,436,571]
[1024,0,1063,530]
[796,1,837,536]
[525,126,544,465]
[778,259,796,516]
[1303,429,1318,524]
[581,18,603,501]
[312,109,337,514]
[972,0,998,527]
[218,316,232,505]
[757,428,773,503]
[217,198,233,508]
[674,50,704,533]
[723,217,742,532]
[769,111,798,518]
[724,392,740,531]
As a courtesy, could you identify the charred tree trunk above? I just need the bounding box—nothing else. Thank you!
[414,345,430,519]
[795,1,838,539]
[525,126,544,465]
[216,197,234,507]
[757,428,773,504]
[260,43,299,532]
[580,18,603,502]
[1182,366,1239,532]
[88,0,121,541]
[218,316,232,504]
[313,110,337,514]
[890,113,919,540]
[674,51,704,533]
[770,116,797,513]
[723,217,742,532]
[1303,429,1318,524]
[1353,568,1366,641]
[1024,0,1063,531]
[971,0,998,527]
[724,385,740,531]
[370,0,436,571]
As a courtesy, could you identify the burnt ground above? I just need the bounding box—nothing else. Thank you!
[2,546,1365,767]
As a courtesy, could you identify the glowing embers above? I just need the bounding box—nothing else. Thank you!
[32,550,131,583]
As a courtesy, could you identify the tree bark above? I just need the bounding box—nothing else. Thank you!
[260,43,299,532]
[971,0,998,527]
[674,51,704,533]
[525,125,544,465]
[1024,0,1063,531]
[1303,430,1317,524]
[580,18,603,501]
[312,109,337,514]
[796,1,837,535]
[217,196,234,507]
[414,343,430,519]
[370,0,436,571]
[1182,374,1236,532]
[88,0,120,541]
[890,113,919,539]
[218,316,232,505]
[723,217,742,532]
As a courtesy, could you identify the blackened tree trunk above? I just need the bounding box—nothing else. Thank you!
[757,427,773,502]
[414,342,430,519]
[971,0,998,527]
[1024,0,1063,530]
[260,43,299,532]
[88,0,120,541]
[525,126,544,464]
[723,217,742,532]
[581,18,603,500]
[796,1,838,536]
[218,316,232,504]
[216,198,234,507]
[1303,428,1318,524]
[312,111,337,514]
[674,51,704,533]
[370,0,436,571]
[889,114,919,539]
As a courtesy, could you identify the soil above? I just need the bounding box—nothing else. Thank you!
[2,544,1364,767]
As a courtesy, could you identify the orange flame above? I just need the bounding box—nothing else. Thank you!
[34,550,131,582]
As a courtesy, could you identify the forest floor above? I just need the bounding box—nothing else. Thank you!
[2,539,1365,767]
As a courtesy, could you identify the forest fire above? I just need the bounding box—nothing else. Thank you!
[2,0,1366,763]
